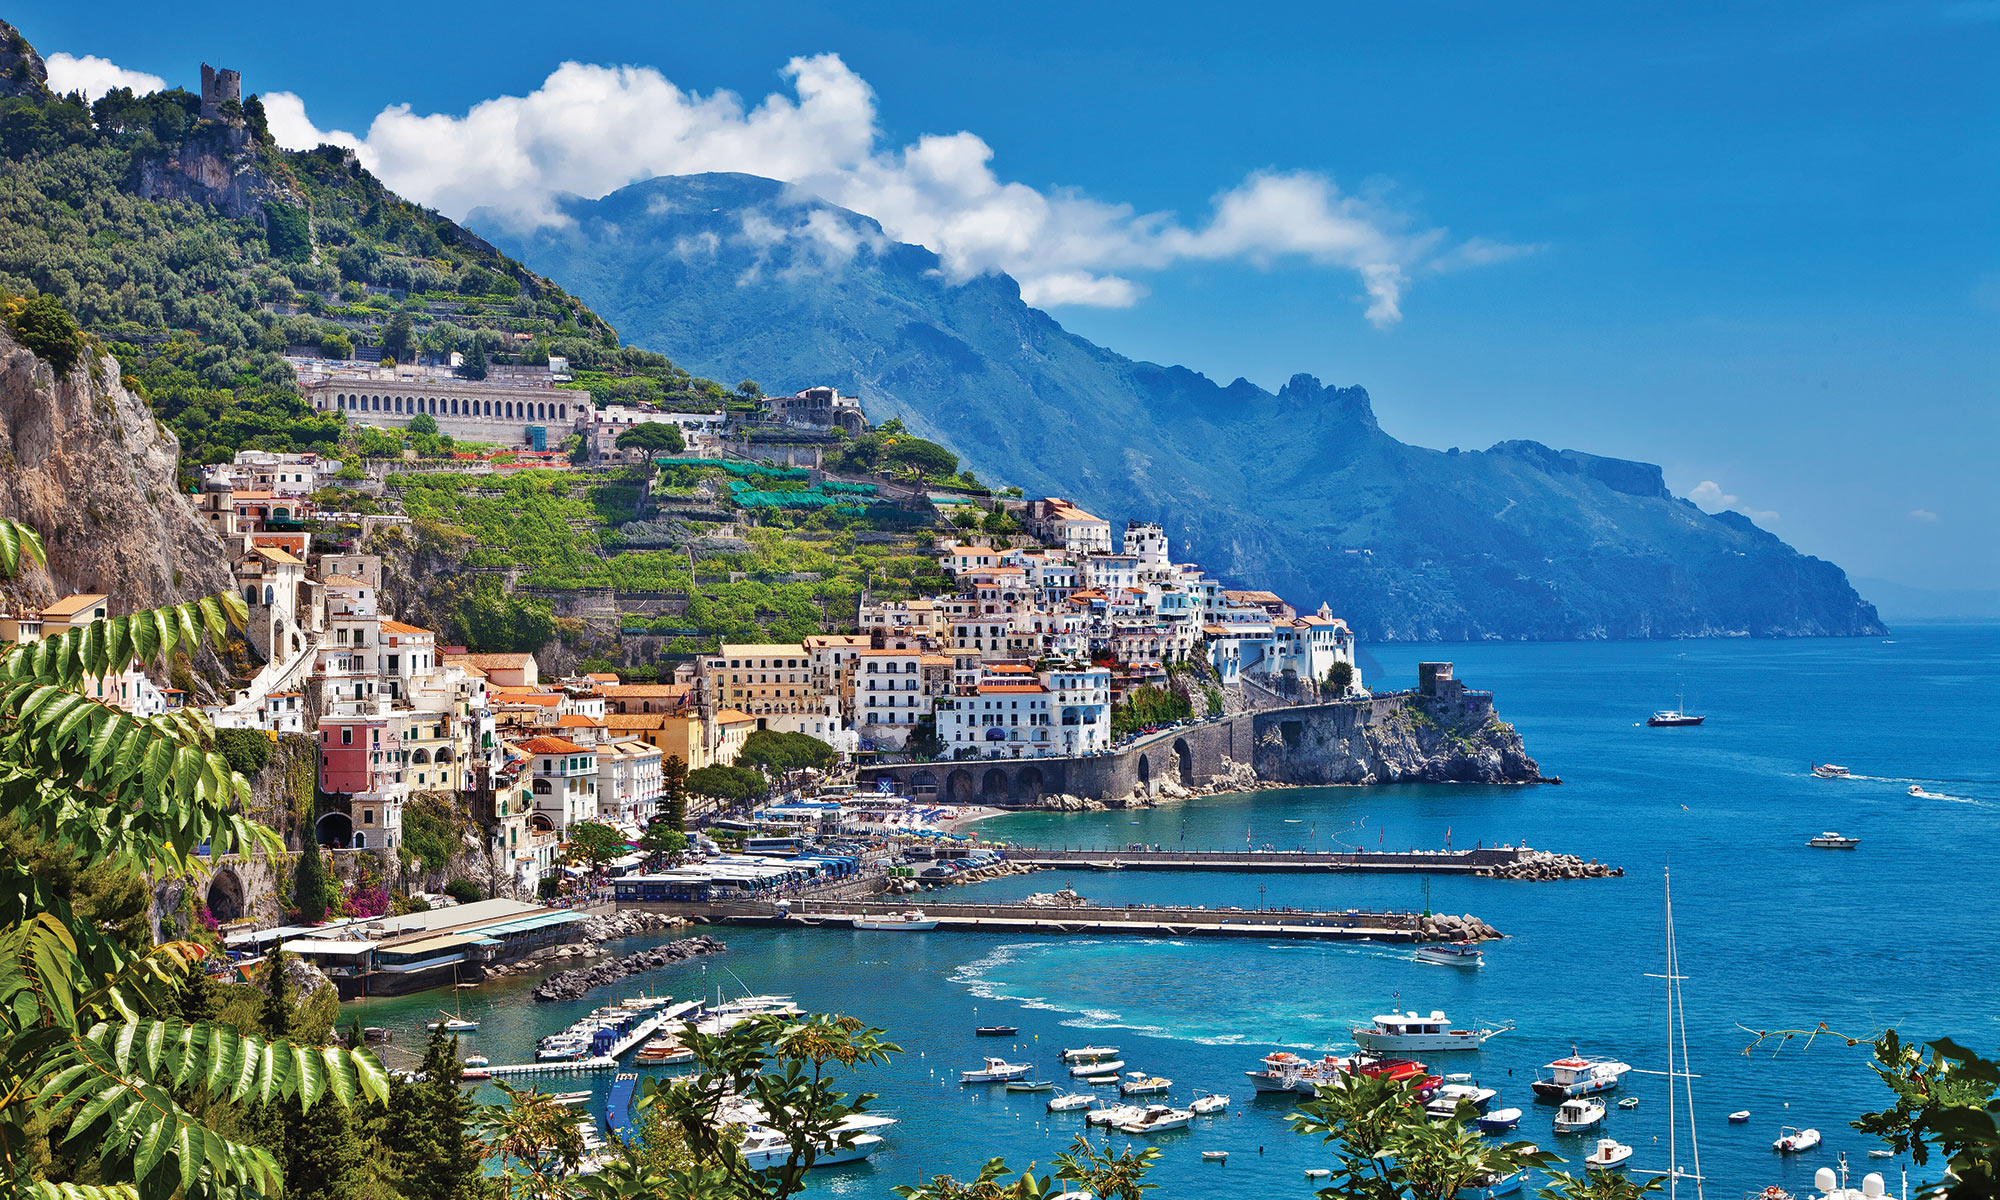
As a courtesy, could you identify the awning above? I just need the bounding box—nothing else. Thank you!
[280,939,378,955]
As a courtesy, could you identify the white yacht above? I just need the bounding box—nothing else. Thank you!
[1414,941,1486,968]
[1425,1083,1500,1119]
[1118,1104,1193,1135]
[961,1056,1033,1084]
[1084,1100,1147,1127]
[1808,832,1860,849]
[1061,1045,1120,1062]
[1585,1138,1633,1171]
[1353,1010,1512,1053]
[1530,1054,1631,1100]
[1189,1091,1229,1115]
[1046,1092,1093,1113]
[1554,1098,1607,1133]
[851,910,939,931]
[1774,1126,1823,1154]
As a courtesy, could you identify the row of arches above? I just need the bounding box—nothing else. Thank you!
[883,737,1197,804]
[329,393,568,422]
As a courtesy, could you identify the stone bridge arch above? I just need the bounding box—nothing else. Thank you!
[1015,765,1046,803]
[204,866,247,924]
[1136,753,1151,791]
[1172,738,1194,786]
[946,769,974,803]
[980,768,1010,803]
[314,810,353,848]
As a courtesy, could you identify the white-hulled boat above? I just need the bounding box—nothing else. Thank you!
[737,1126,884,1169]
[1808,832,1860,849]
[1414,941,1487,968]
[851,910,939,931]
[1061,1045,1120,1062]
[961,1056,1033,1084]
[1354,1010,1512,1053]
[1477,1107,1523,1133]
[1084,1100,1146,1127]
[1119,1072,1172,1097]
[1774,1126,1822,1154]
[462,1055,489,1068]
[1190,1091,1230,1115]
[1071,1058,1125,1077]
[1425,1083,1500,1119]
[1046,1092,1093,1113]
[1554,1098,1606,1133]
[1910,785,1952,800]
[1245,1051,1310,1093]
[1585,1138,1633,1171]
[1812,763,1852,779]
[1117,1104,1193,1135]
[1530,1053,1631,1100]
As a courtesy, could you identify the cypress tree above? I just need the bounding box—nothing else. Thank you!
[385,1028,487,1200]
[295,835,328,923]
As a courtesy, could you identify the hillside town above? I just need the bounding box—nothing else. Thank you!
[1,375,1364,903]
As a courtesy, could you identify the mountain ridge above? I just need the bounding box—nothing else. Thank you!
[475,172,1884,642]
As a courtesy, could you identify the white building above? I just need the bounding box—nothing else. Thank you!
[855,649,930,750]
[935,678,1056,758]
[1043,663,1113,757]
[595,738,664,828]
[522,735,599,838]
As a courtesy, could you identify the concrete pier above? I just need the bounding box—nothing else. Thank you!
[663,898,1464,942]
[999,845,1526,874]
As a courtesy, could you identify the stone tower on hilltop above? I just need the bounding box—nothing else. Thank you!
[199,63,241,121]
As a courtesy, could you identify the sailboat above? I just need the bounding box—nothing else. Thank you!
[1647,654,1706,727]
[1632,865,1704,1200]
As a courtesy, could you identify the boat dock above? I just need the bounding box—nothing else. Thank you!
[481,1000,701,1077]
[997,845,1536,874]
[680,898,1458,941]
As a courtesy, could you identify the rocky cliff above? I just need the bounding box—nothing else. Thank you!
[0,330,232,617]
[1250,692,1542,786]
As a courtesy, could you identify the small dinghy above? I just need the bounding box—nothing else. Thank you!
[1617,1097,1641,1109]
[1006,1080,1055,1093]
[1774,1126,1822,1154]
[1202,1150,1229,1162]
[1585,1138,1634,1172]
[1729,1111,1752,1123]
[1306,1168,1332,1179]
[1477,1107,1523,1133]
[1869,1150,1894,1159]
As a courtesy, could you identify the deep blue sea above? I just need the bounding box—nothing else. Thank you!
[349,624,1999,1197]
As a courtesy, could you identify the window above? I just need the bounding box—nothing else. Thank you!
[341,728,353,746]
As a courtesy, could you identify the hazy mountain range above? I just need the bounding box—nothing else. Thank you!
[475,173,1885,642]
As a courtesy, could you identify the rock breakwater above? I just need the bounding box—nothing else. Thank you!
[1417,912,1504,941]
[532,935,727,1003]
[1478,851,1621,881]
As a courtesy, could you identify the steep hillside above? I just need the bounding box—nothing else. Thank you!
[477,173,1885,641]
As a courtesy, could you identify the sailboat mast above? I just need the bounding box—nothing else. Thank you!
[1666,866,1678,1200]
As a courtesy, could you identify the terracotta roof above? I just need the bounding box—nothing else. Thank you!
[919,654,956,665]
[445,651,536,668]
[502,694,562,708]
[856,648,918,657]
[605,714,670,730]
[230,490,276,501]
[585,672,620,683]
[601,684,688,698]
[714,709,756,725]
[804,634,872,648]
[253,546,305,565]
[979,684,1049,694]
[381,620,432,636]
[1224,589,1284,603]
[320,574,370,588]
[41,594,108,619]
[716,643,806,658]
[556,714,605,728]
[518,736,587,755]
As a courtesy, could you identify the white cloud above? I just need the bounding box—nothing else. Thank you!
[1688,480,1780,523]
[252,52,1531,321]
[1909,508,1940,522]
[44,53,164,101]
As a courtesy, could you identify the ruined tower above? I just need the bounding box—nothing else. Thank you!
[198,63,241,121]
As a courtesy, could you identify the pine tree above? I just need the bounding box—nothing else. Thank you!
[296,834,328,923]
[259,948,292,1038]
[386,1028,488,1200]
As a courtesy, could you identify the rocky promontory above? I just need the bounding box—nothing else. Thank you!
[531,934,727,1003]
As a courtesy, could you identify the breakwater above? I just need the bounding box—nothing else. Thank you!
[995,845,1619,879]
[652,898,1498,942]
[532,935,727,1003]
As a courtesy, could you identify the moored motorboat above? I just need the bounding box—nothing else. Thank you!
[1046,1092,1093,1112]
[1617,1096,1640,1109]
[961,1056,1033,1083]
[429,1017,478,1033]
[1425,1083,1500,1120]
[1118,1104,1193,1135]
[1062,1045,1119,1062]
[1808,832,1860,849]
[1584,1138,1633,1171]
[976,1025,1020,1037]
[1355,1010,1511,1053]
[1531,1053,1631,1101]
[1246,1051,1310,1093]
[1729,1110,1752,1123]
[737,1126,883,1169]
[1120,1071,1172,1097]
[1477,1107,1523,1133]
[1085,1073,1120,1086]
[1202,1150,1229,1161]
[1467,1168,1524,1199]
[1190,1091,1230,1115]
[1072,1058,1126,1077]
[1554,1098,1607,1133]
[1774,1126,1822,1154]
[1084,1100,1145,1127]
[851,909,939,931]
[462,1055,489,1068]
[1414,941,1486,968]
[1005,1080,1055,1093]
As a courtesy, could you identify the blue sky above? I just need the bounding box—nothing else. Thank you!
[25,2,1998,591]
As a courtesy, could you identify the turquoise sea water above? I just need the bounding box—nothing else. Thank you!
[350,624,1999,1197]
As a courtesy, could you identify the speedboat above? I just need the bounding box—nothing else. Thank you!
[1190,1091,1230,1115]
[1084,1101,1146,1127]
[1869,1150,1894,1159]
[1584,1138,1633,1171]
[851,909,938,931]
[1554,1098,1606,1133]
[961,1056,1033,1084]
[1414,942,1486,968]
[1118,1104,1193,1135]
[1354,1010,1511,1053]
[1477,1107,1523,1133]
[462,1055,489,1068]
[1072,1058,1126,1077]
[1084,1073,1120,1086]
[1062,1045,1120,1061]
[1774,1126,1822,1154]
[1120,1072,1172,1097]
[976,1025,1020,1037]
[737,1126,884,1169]
[1302,1055,1438,1098]
[1425,1083,1499,1119]
[636,1037,693,1065]
[1531,1053,1631,1100]
[1808,832,1860,849]
[1005,1080,1055,1093]
[1812,764,1852,779]
[1046,1092,1093,1113]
